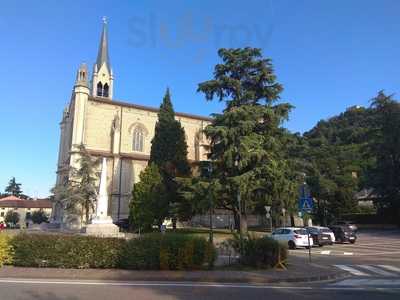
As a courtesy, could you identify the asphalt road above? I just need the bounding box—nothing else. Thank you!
[1,229,399,299]
[0,279,399,300]
[289,229,400,270]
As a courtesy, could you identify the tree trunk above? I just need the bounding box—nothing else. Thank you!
[240,213,248,235]
[232,209,240,231]
[172,218,177,230]
[85,202,90,225]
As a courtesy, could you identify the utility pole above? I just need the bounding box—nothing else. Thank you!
[206,163,214,244]
[238,191,244,255]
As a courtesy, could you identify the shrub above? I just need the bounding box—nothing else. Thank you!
[31,210,49,224]
[229,234,288,269]
[11,234,125,268]
[119,233,216,270]
[5,211,19,225]
[0,234,13,267]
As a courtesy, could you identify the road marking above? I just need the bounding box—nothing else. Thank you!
[346,243,400,249]
[334,265,370,276]
[357,265,397,277]
[1,278,400,291]
[320,250,331,255]
[356,251,400,256]
[0,279,313,290]
[378,265,400,274]
[343,252,353,255]
[332,278,400,286]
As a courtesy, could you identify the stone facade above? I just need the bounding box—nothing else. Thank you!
[53,21,210,228]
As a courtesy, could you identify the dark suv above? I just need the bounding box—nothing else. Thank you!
[329,225,357,244]
[333,221,358,232]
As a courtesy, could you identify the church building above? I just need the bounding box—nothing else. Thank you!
[53,20,210,228]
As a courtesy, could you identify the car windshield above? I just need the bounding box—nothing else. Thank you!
[294,229,307,235]
[321,228,332,233]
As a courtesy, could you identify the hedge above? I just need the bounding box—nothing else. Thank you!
[0,234,13,267]
[228,234,288,269]
[11,234,124,268]
[119,233,216,270]
[1,233,216,270]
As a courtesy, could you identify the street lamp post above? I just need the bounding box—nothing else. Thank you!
[264,205,272,233]
[206,164,214,244]
[282,208,286,227]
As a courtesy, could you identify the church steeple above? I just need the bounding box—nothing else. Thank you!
[96,17,111,73]
[92,17,113,99]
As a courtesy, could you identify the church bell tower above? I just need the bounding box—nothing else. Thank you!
[91,17,113,99]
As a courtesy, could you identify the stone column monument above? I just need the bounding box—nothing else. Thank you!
[84,157,120,237]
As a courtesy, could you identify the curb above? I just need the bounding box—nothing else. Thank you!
[0,268,350,285]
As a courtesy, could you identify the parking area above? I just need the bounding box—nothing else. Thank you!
[289,229,400,257]
[289,229,400,278]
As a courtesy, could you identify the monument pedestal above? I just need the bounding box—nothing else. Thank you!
[83,216,120,237]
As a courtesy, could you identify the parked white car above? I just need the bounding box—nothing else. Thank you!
[307,226,335,243]
[271,227,314,249]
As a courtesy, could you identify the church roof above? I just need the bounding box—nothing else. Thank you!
[95,19,111,72]
[89,96,213,122]
[0,196,52,209]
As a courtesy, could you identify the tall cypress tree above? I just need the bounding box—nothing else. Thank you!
[150,88,190,226]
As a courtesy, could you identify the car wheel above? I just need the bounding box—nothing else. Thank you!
[318,244,323,247]
[288,241,296,250]
[350,240,356,244]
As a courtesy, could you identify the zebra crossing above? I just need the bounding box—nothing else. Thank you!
[335,264,400,277]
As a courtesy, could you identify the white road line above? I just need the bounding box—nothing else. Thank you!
[378,265,400,274]
[0,278,399,291]
[332,278,400,286]
[357,265,397,277]
[357,251,400,256]
[334,265,370,276]
[343,252,354,255]
[348,243,400,249]
[320,250,331,255]
[0,279,314,290]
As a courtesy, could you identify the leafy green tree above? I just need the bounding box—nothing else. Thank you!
[31,210,49,224]
[5,211,19,225]
[51,145,100,225]
[149,88,191,227]
[5,177,22,196]
[197,48,293,233]
[129,163,168,232]
[368,91,400,224]
[300,105,377,223]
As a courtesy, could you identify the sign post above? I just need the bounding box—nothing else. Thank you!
[298,182,313,263]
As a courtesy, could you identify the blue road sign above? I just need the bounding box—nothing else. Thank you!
[299,197,313,213]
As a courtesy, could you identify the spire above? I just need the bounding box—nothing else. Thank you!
[95,17,111,72]
[91,17,114,99]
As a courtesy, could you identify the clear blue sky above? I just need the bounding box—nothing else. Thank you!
[0,0,399,197]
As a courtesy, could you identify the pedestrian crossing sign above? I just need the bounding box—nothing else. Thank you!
[299,197,313,213]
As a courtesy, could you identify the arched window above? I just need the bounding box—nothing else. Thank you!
[103,83,109,98]
[133,128,144,152]
[97,82,103,97]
